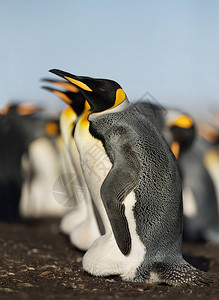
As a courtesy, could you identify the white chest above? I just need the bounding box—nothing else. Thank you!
[74,122,112,231]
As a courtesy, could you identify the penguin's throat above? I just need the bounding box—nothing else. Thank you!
[88,98,130,121]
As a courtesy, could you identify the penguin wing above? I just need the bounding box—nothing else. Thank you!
[100,130,141,255]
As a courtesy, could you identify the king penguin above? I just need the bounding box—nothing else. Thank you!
[49,69,212,285]
[0,102,60,221]
[19,117,67,218]
[135,103,195,160]
[42,82,102,251]
[135,103,219,243]
[179,122,219,244]
[198,121,219,214]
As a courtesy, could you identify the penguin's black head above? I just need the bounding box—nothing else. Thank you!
[49,69,127,113]
[42,86,86,117]
[165,110,195,159]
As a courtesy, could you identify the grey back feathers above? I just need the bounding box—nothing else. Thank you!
[89,105,182,258]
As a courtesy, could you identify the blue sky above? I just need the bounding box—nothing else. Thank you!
[0,0,219,109]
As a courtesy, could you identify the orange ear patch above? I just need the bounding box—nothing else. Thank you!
[16,103,39,116]
[114,88,126,107]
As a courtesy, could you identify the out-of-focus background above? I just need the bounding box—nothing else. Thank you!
[1,0,219,110]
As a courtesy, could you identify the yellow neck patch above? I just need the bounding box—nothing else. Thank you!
[172,115,193,129]
[63,106,77,121]
[78,110,91,129]
[83,100,91,113]
[65,77,92,92]
[54,91,72,105]
[171,141,180,159]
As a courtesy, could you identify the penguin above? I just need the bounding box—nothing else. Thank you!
[42,85,89,226]
[162,109,195,159]
[19,118,68,218]
[135,103,219,243]
[49,69,212,285]
[42,83,101,251]
[0,102,68,220]
[201,121,219,215]
[135,103,195,159]
[179,122,219,244]
[0,102,49,221]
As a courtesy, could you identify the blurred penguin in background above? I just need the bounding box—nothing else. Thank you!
[136,102,219,243]
[20,115,67,219]
[201,115,219,212]
[179,120,219,244]
[0,102,65,222]
[135,102,195,160]
[42,79,101,251]
[41,82,89,234]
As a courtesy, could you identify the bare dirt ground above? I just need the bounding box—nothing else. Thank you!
[0,219,218,300]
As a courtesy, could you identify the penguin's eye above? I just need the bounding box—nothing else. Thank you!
[99,88,105,92]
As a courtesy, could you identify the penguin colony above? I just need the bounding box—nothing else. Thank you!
[1,70,219,286]
[0,103,66,221]
[41,68,217,285]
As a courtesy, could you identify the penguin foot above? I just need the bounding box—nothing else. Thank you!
[142,261,214,286]
[69,217,101,251]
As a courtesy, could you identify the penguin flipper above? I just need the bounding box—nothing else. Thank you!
[100,137,141,256]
